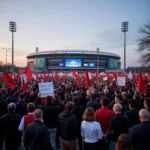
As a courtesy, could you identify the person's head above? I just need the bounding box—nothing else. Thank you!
[115,90,120,95]
[139,109,150,122]
[144,97,150,109]
[72,96,79,104]
[115,94,122,103]
[128,99,137,109]
[100,97,110,107]
[116,134,132,150]
[87,89,92,96]
[90,94,96,100]
[104,88,109,95]
[83,107,95,122]
[34,109,43,121]
[46,96,53,104]
[10,90,15,96]
[66,102,75,112]
[65,93,70,100]
[19,93,25,101]
[128,88,133,94]
[7,102,16,113]
[113,103,122,114]
[122,92,127,99]
[27,103,35,113]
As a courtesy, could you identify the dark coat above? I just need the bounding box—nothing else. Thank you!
[72,104,84,130]
[124,109,140,128]
[107,114,128,141]
[39,103,63,129]
[29,92,37,103]
[129,121,150,150]
[0,112,22,146]
[86,100,100,111]
[16,101,28,117]
[0,99,7,118]
[6,96,17,104]
[57,110,78,141]
[24,120,52,150]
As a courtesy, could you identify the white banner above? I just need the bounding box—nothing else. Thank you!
[103,77,108,81]
[38,82,54,98]
[117,77,126,86]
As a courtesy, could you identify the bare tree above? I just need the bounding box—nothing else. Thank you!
[136,21,150,65]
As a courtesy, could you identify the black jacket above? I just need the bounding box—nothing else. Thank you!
[72,104,84,130]
[124,109,140,128]
[16,101,28,117]
[6,96,17,104]
[130,121,150,150]
[24,120,52,150]
[86,100,100,111]
[0,99,7,118]
[107,113,128,141]
[0,112,22,146]
[40,103,63,129]
[57,110,78,141]
[29,92,37,103]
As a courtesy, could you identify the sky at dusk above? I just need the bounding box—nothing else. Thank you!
[0,0,149,67]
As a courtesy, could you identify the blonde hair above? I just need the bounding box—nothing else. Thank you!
[83,107,95,122]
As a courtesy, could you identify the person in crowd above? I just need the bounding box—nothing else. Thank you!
[57,102,78,150]
[72,96,84,150]
[16,93,28,117]
[106,103,128,150]
[6,90,17,104]
[29,87,37,103]
[24,109,52,150]
[86,94,100,111]
[124,99,140,128]
[95,97,114,150]
[103,89,112,101]
[127,89,133,99]
[18,102,35,132]
[78,91,87,108]
[81,107,103,150]
[62,93,71,107]
[116,134,132,150]
[133,91,142,111]
[0,92,7,118]
[39,95,63,150]
[0,103,22,150]
[129,109,150,150]
[85,89,92,103]
[144,97,150,114]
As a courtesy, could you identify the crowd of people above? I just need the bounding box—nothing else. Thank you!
[0,74,150,150]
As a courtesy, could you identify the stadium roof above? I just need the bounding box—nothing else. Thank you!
[27,50,120,58]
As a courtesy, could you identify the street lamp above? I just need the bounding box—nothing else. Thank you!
[2,47,11,71]
[121,21,128,71]
[96,48,100,72]
[9,21,17,72]
[35,47,39,72]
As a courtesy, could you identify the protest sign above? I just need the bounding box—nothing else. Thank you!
[103,77,108,81]
[117,77,126,86]
[38,82,54,98]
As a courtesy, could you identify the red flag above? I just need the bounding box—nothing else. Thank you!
[21,79,27,92]
[18,69,23,74]
[95,70,100,79]
[72,69,78,78]
[3,71,16,89]
[85,68,90,88]
[77,77,81,88]
[137,72,147,94]
[25,64,32,81]
[16,71,20,80]
[113,72,117,80]
[55,73,59,81]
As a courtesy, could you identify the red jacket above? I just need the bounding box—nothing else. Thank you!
[24,113,35,130]
[95,107,114,134]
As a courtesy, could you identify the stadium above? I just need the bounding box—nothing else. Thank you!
[26,50,121,72]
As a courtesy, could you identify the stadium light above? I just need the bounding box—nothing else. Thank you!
[9,21,17,72]
[96,48,100,72]
[121,21,128,71]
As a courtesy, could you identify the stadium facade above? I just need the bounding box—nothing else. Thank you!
[26,50,121,72]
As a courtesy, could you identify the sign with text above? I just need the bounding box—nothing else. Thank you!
[38,82,54,98]
[103,77,108,81]
[117,77,126,86]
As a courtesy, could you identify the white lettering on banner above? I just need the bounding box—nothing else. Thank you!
[38,82,54,98]
[117,77,126,86]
